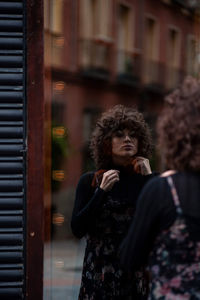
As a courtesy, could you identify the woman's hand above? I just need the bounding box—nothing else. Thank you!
[100,170,120,192]
[133,157,152,175]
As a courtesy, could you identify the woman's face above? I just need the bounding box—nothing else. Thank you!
[111,129,138,165]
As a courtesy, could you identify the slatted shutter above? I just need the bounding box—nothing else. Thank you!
[0,1,25,299]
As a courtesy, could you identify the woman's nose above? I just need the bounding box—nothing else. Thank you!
[124,134,131,141]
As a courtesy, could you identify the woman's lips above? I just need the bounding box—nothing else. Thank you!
[122,145,133,150]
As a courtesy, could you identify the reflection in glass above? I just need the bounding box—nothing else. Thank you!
[44,0,200,298]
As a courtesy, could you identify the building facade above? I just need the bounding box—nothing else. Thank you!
[45,0,200,188]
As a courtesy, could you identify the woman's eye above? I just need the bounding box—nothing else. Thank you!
[115,131,123,137]
[130,133,135,138]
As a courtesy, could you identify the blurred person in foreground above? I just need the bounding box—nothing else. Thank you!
[120,77,200,299]
[71,105,157,299]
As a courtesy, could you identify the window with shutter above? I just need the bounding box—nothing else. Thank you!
[0,1,25,299]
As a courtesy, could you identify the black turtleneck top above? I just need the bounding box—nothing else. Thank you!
[71,169,157,239]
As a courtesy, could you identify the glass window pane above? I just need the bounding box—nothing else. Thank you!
[43,1,200,298]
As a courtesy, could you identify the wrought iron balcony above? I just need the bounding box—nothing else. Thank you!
[116,50,141,86]
[166,66,185,90]
[79,38,111,80]
[143,59,165,92]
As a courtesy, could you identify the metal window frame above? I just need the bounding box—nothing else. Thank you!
[26,0,44,299]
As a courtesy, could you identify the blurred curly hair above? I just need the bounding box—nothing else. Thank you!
[157,76,200,171]
[90,105,152,169]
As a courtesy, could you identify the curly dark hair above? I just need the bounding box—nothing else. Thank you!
[157,76,200,172]
[90,105,153,169]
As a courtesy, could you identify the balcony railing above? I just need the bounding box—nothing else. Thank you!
[116,50,141,84]
[79,38,111,79]
[142,59,185,91]
[166,66,185,90]
[78,39,185,90]
[143,59,166,89]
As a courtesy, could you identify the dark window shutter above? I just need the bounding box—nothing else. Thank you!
[0,1,25,299]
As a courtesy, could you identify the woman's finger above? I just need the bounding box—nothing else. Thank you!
[104,177,120,191]
[103,170,119,181]
[100,171,120,191]
[133,160,151,175]
[102,174,119,187]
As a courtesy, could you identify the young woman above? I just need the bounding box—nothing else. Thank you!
[120,77,200,299]
[71,105,156,299]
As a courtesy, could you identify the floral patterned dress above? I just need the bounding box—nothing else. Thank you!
[148,176,200,300]
[78,193,148,300]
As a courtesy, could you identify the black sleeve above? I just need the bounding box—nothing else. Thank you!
[71,172,106,238]
[144,171,160,181]
[119,176,175,271]
[141,171,160,187]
